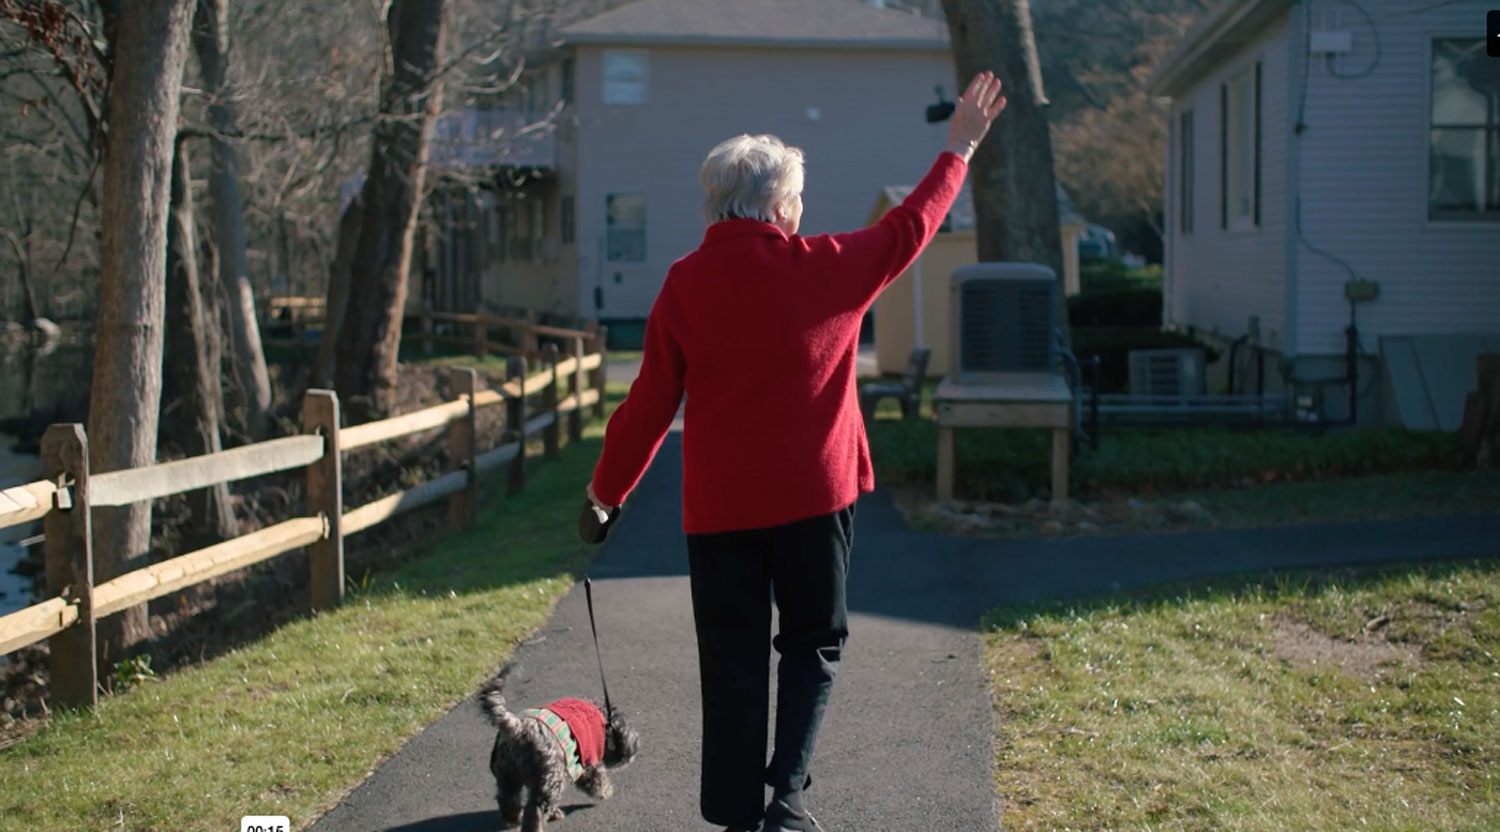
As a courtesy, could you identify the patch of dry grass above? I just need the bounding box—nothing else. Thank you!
[984,562,1500,831]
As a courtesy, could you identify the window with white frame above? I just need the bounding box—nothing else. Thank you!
[1429,38,1498,219]
[1179,109,1195,234]
[602,51,647,105]
[606,194,646,262]
[1221,63,1260,230]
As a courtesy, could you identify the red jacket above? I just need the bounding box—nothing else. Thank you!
[591,151,969,534]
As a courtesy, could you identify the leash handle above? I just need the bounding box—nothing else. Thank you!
[583,576,613,715]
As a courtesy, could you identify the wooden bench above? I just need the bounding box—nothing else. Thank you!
[933,374,1074,506]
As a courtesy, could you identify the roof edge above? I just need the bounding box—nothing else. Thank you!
[1146,0,1286,98]
[560,32,948,51]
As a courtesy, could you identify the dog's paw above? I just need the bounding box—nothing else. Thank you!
[502,806,523,826]
[546,807,565,821]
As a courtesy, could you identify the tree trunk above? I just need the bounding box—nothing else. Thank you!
[316,193,365,389]
[193,0,272,440]
[164,138,236,546]
[333,0,450,422]
[940,0,1071,348]
[88,0,197,666]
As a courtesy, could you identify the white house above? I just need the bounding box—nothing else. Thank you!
[417,0,959,349]
[1147,0,1499,428]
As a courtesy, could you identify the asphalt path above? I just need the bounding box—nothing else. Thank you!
[310,429,1500,832]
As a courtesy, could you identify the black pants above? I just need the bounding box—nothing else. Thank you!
[686,503,854,828]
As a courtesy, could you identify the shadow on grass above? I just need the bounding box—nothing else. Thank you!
[981,556,1500,631]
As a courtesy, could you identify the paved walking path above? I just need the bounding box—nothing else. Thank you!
[310,430,1500,832]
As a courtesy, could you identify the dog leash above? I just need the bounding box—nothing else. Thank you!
[581,561,614,715]
[578,499,619,715]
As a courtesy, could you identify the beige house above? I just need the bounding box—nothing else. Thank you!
[870,182,1088,376]
[415,0,957,347]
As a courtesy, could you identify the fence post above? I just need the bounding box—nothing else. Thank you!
[303,390,344,612]
[591,323,609,420]
[475,312,488,360]
[507,354,528,495]
[42,424,96,708]
[542,343,561,458]
[421,300,434,356]
[569,335,585,443]
[449,368,478,528]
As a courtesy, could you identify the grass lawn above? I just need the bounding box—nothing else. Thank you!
[0,387,628,832]
[984,560,1500,831]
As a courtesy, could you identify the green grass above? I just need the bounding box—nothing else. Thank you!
[0,401,626,831]
[984,560,1500,831]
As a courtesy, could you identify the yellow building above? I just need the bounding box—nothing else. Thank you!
[869,183,1088,377]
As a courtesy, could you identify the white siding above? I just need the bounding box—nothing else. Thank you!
[1295,0,1500,355]
[1166,15,1293,353]
[573,44,954,319]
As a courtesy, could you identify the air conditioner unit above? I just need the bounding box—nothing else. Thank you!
[1128,348,1207,398]
[950,262,1057,384]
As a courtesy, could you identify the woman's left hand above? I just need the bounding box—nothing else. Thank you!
[586,482,615,513]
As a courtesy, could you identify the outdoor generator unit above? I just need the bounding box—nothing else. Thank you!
[950,262,1057,385]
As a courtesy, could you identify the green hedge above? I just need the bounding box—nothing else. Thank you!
[868,422,1464,503]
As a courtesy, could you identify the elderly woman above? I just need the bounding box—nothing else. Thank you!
[586,73,1008,831]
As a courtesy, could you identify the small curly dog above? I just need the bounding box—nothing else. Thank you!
[479,667,640,831]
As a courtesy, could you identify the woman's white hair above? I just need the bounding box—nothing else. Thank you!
[699,134,805,225]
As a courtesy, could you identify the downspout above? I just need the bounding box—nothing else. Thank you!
[1284,0,1305,410]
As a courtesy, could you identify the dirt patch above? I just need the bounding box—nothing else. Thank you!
[1271,615,1419,681]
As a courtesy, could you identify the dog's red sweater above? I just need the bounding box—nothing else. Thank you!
[547,697,605,767]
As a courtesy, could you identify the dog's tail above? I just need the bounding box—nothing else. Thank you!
[478,664,522,730]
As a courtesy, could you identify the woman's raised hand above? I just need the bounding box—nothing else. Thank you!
[945,71,1008,161]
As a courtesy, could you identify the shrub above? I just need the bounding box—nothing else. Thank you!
[868,422,1463,503]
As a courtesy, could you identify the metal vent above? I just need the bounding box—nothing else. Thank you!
[951,262,1057,384]
[1128,349,1207,398]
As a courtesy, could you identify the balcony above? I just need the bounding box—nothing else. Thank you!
[429,109,557,170]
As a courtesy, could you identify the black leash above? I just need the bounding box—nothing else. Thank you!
[578,499,621,714]
[582,569,613,715]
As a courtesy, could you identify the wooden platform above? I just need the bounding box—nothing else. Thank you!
[933,375,1074,505]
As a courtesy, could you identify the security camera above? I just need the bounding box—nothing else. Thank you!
[925,85,954,123]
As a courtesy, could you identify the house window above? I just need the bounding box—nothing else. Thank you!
[506,196,546,262]
[1429,38,1498,219]
[561,194,576,244]
[1221,63,1261,230]
[603,51,647,105]
[561,57,575,105]
[606,194,646,261]
[1179,109,1195,234]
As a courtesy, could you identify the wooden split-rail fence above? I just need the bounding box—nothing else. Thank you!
[0,322,609,709]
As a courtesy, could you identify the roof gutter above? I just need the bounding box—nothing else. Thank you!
[559,32,949,51]
[1146,0,1287,98]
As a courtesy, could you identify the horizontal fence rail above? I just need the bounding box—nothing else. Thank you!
[0,318,609,708]
[0,480,59,531]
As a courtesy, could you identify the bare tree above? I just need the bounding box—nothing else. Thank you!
[192,0,271,439]
[164,136,236,546]
[87,0,197,663]
[333,0,450,422]
[940,0,1069,345]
